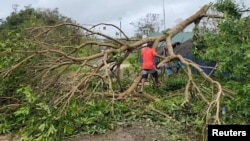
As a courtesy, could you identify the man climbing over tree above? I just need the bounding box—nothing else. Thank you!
[139,41,164,93]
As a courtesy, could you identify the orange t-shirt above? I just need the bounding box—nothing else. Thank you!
[141,47,157,69]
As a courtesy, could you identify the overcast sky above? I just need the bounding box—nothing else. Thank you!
[0,0,249,37]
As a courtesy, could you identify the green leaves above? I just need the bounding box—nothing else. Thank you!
[47,125,57,136]
[17,86,36,103]
[193,1,250,124]
[14,107,30,116]
[0,116,12,134]
[38,123,46,131]
[63,124,73,134]
[194,15,250,81]
[213,0,242,18]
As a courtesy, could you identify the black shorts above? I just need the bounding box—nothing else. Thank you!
[142,69,158,79]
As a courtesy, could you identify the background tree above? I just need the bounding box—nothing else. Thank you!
[193,0,250,123]
[131,13,161,38]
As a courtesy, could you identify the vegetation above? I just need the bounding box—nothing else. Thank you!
[130,13,162,38]
[193,0,250,124]
[0,0,250,141]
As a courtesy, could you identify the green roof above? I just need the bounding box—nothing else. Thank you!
[148,32,193,43]
[172,32,193,43]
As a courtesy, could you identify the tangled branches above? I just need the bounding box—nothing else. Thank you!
[0,4,230,127]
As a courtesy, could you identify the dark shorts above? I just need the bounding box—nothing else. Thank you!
[142,69,158,79]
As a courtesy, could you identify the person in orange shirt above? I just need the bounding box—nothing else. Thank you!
[139,42,164,93]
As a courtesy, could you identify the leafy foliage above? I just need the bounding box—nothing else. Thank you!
[193,0,250,123]
[213,0,242,18]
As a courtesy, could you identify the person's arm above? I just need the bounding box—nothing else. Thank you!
[152,48,165,59]
[155,53,165,59]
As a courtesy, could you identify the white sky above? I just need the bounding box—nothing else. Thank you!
[0,0,250,37]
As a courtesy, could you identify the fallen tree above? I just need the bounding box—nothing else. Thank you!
[1,4,226,122]
[0,3,235,140]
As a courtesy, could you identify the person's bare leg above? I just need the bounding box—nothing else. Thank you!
[140,78,146,93]
[154,77,160,86]
[153,71,161,86]
[155,77,159,84]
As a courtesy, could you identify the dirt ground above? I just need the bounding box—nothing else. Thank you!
[0,120,198,141]
[68,121,195,141]
[0,121,196,141]
[0,124,166,141]
[70,123,167,141]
